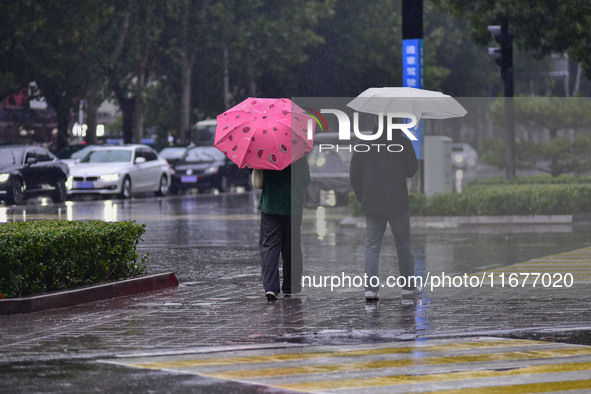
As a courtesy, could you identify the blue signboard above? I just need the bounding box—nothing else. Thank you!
[402,38,424,159]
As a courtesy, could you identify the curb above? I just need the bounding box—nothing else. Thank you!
[0,272,178,315]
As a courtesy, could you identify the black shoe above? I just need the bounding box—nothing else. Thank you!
[265,291,278,301]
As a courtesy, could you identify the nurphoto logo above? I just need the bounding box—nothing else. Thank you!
[304,109,418,153]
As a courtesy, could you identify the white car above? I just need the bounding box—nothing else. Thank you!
[67,145,171,198]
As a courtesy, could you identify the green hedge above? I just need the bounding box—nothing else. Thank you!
[0,221,147,298]
[349,184,591,217]
[468,175,591,186]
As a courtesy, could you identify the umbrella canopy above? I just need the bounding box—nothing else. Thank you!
[214,98,315,170]
[347,87,467,120]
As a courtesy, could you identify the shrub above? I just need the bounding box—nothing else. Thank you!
[0,220,147,298]
[418,184,591,216]
[348,184,591,217]
[468,175,591,186]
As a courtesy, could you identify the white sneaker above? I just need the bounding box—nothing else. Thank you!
[365,290,379,300]
[402,287,424,298]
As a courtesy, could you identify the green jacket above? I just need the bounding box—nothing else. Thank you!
[258,157,310,216]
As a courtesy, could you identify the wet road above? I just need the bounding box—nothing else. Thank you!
[2,192,591,393]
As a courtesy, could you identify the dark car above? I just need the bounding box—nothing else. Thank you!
[306,132,353,207]
[158,146,187,166]
[56,144,88,160]
[0,146,69,205]
[170,146,251,193]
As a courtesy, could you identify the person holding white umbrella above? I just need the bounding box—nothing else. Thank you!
[348,87,466,300]
[349,116,422,300]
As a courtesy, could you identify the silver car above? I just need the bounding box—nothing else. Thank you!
[67,145,171,199]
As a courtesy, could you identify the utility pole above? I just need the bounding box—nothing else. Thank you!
[402,0,424,191]
[488,17,515,178]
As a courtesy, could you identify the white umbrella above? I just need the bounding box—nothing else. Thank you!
[347,87,467,120]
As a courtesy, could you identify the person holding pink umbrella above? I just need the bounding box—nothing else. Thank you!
[257,157,310,300]
[214,98,314,301]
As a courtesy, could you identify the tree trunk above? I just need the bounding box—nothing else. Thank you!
[132,95,144,144]
[85,76,102,145]
[56,109,69,153]
[85,100,98,145]
[132,38,154,145]
[122,98,135,144]
[180,51,194,144]
[573,63,582,97]
[44,90,71,152]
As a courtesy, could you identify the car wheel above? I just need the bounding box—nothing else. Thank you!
[6,177,24,205]
[217,175,228,193]
[119,176,132,199]
[51,179,68,203]
[155,175,168,196]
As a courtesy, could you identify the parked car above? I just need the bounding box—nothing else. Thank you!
[58,144,105,168]
[451,143,479,169]
[170,146,251,193]
[158,146,187,166]
[56,144,88,161]
[67,145,170,199]
[0,145,69,205]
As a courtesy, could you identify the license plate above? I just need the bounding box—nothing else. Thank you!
[181,175,198,183]
[76,181,94,189]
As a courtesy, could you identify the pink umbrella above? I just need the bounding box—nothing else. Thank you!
[214,98,315,170]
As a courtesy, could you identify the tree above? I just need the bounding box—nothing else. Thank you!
[432,0,591,78]
[103,0,165,144]
[483,97,591,176]
[488,97,591,139]
[0,0,110,150]
[223,0,335,98]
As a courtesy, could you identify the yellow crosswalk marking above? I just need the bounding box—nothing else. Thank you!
[419,379,591,394]
[278,361,591,392]
[129,339,537,369]
[205,347,591,380]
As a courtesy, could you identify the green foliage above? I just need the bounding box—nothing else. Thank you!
[348,181,591,217]
[488,97,591,138]
[408,185,591,217]
[469,175,591,186]
[481,135,591,177]
[432,0,591,77]
[0,221,147,298]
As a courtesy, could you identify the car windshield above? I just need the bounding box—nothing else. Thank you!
[71,146,96,159]
[182,147,224,163]
[0,149,23,165]
[159,147,185,159]
[80,149,132,163]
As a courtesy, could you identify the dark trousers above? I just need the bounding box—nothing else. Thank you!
[259,212,303,294]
